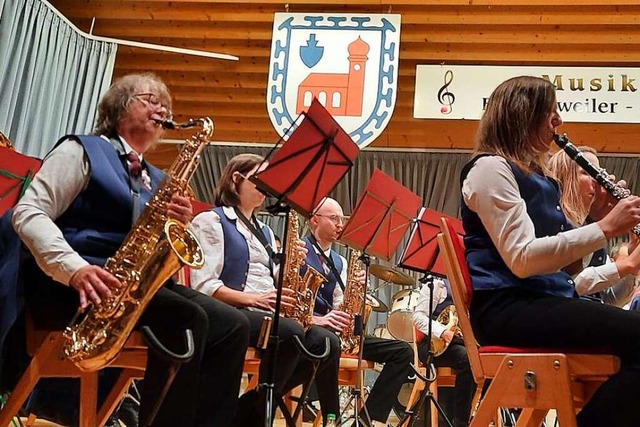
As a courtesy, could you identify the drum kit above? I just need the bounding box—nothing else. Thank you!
[366,264,420,343]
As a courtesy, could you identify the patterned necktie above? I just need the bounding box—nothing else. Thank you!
[126,151,142,179]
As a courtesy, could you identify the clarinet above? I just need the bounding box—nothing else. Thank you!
[553,133,640,237]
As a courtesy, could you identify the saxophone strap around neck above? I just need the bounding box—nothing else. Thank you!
[233,207,277,269]
[308,234,345,291]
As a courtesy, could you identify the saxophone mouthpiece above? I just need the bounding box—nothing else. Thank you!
[155,119,198,130]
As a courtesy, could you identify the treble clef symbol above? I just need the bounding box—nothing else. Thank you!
[437,70,455,115]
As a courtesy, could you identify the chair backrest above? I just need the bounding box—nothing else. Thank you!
[438,216,485,384]
[0,132,12,149]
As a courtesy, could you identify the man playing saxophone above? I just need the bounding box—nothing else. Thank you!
[12,73,250,427]
[189,153,341,427]
[304,197,413,427]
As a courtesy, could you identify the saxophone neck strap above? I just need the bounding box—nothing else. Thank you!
[308,234,344,291]
[233,207,278,266]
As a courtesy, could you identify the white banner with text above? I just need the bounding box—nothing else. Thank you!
[414,65,640,123]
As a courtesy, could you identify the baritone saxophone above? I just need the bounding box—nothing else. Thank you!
[62,118,214,372]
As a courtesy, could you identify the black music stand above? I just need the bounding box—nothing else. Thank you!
[339,169,422,426]
[250,98,359,427]
[395,207,464,427]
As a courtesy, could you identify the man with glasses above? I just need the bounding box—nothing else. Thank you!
[304,197,413,427]
[12,73,249,427]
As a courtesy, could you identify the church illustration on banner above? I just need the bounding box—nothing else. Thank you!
[296,37,369,117]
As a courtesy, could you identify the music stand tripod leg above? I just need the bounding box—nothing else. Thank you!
[396,276,453,427]
[346,253,372,427]
[277,336,331,427]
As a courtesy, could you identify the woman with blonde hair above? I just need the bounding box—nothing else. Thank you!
[548,146,640,306]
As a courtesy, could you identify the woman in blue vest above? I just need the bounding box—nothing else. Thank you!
[548,146,640,305]
[462,75,640,426]
[190,153,340,426]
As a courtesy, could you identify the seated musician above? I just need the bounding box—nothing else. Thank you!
[189,153,341,427]
[11,73,249,427]
[548,146,640,306]
[304,197,413,427]
[462,75,640,427]
[412,277,474,427]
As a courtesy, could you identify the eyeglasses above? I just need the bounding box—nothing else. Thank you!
[133,93,171,115]
[314,214,347,224]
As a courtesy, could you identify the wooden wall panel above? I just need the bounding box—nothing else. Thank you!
[48,0,640,169]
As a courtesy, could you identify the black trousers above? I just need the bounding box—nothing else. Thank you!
[24,262,250,427]
[240,310,340,423]
[471,287,640,427]
[361,336,413,422]
[418,338,474,427]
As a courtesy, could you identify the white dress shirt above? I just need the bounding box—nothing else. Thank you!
[189,206,276,300]
[12,135,144,286]
[462,155,607,278]
[574,253,637,307]
[412,278,448,338]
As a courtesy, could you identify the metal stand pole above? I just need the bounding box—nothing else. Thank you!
[396,276,453,427]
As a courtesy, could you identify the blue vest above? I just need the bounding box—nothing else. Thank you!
[302,236,344,315]
[461,156,575,298]
[54,135,164,266]
[214,207,273,291]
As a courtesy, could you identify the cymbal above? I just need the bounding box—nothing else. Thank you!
[369,265,415,286]
[366,294,389,312]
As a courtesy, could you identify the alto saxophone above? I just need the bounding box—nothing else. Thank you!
[281,210,325,330]
[62,118,214,372]
[338,249,371,355]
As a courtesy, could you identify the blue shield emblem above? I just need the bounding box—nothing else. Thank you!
[267,13,401,148]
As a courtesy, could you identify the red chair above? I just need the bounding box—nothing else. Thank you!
[437,216,620,427]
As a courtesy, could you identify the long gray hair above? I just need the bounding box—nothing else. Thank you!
[93,73,172,137]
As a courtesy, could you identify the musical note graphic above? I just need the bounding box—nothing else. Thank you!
[437,70,455,115]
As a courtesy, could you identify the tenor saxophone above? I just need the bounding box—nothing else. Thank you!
[62,118,214,372]
[338,249,371,355]
[281,210,325,330]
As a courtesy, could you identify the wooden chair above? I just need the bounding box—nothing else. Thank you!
[437,216,620,427]
[0,317,147,427]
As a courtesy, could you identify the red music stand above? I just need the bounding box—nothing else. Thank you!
[336,169,421,426]
[339,169,422,261]
[247,99,359,427]
[398,207,464,277]
[0,147,42,216]
[251,98,359,216]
